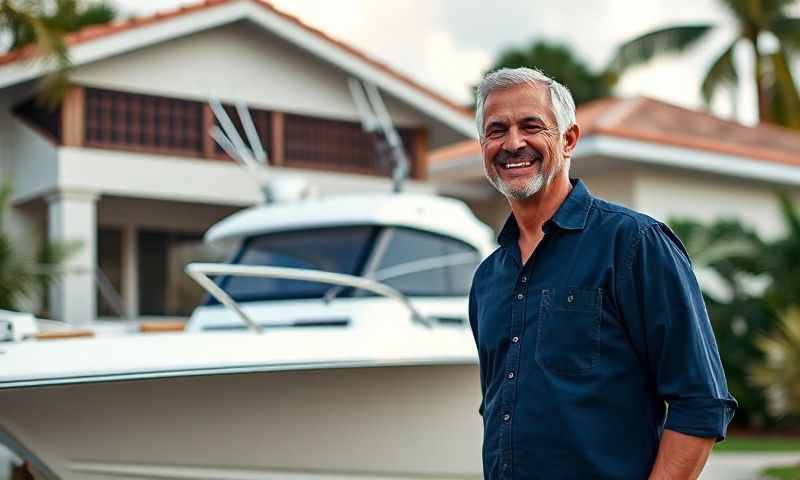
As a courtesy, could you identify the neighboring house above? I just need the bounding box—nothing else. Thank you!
[430,96,800,240]
[0,0,475,324]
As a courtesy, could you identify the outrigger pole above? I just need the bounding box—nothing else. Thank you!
[207,98,275,204]
[348,78,410,193]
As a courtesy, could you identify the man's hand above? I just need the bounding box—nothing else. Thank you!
[648,429,715,479]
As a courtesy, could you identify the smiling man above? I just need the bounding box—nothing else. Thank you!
[467,67,737,479]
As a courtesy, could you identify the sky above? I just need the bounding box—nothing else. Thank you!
[111,0,795,126]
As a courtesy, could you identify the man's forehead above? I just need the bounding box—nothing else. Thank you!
[483,83,554,122]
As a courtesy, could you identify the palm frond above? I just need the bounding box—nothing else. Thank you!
[1,0,114,105]
[28,13,70,107]
[750,307,800,417]
[0,182,11,228]
[777,190,800,240]
[766,49,800,129]
[772,16,800,52]
[719,0,792,29]
[607,24,713,74]
[34,238,81,295]
[669,217,763,265]
[74,2,115,29]
[701,42,739,105]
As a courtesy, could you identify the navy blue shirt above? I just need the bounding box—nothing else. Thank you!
[468,178,736,479]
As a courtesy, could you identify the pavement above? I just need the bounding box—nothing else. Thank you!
[0,445,797,479]
[702,452,800,480]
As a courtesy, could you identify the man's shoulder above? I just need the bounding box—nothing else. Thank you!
[591,196,691,262]
[591,197,661,233]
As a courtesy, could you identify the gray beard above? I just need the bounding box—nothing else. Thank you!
[487,170,546,200]
[486,159,560,201]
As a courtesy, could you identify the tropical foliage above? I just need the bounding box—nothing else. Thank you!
[751,307,800,418]
[0,184,79,314]
[0,0,115,104]
[608,0,800,129]
[479,40,611,107]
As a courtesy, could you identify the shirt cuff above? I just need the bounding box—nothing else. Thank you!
[663,396,737,442]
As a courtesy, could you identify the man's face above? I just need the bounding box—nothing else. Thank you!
[480,83,564,201]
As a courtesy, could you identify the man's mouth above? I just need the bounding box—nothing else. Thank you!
[500,161,533,170]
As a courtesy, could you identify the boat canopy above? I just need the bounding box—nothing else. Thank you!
[204,193,496,253]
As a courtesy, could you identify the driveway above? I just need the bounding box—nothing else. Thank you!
[702,452,800,480]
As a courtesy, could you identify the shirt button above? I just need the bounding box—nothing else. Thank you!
[503,413,511,422]
[511,336,519,343]
[507,372,515,379]
[567,294,574,303]
[517,293,524,300]
[521,276,527,283]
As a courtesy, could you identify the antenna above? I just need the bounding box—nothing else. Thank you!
[208,98,274,203]
[348,78,410,193]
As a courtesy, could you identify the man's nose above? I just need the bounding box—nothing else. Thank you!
[502,127,526,152]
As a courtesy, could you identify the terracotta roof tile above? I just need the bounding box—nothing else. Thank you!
[0,0,471,117]
[582,96,800,167]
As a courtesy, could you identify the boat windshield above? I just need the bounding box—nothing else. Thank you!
[208,226,377,303]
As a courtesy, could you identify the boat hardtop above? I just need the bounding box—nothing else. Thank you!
[205,191,495,251]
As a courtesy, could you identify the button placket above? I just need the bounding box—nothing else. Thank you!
[500,269,530,478]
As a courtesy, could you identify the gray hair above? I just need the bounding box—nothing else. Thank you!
[475,67,576,140]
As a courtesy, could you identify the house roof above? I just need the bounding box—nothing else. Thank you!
[0,0,474,134]
[430,96,800,169]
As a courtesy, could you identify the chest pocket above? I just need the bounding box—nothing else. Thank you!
[535,287,603,376]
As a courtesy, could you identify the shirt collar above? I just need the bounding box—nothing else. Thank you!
[497,178,594,247]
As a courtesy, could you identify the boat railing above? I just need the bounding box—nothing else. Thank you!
[185,263,434,333]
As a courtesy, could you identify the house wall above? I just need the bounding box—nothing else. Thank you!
[57,146,432,207]
[632,167,800,240]
[0,86,54,264]
[0,95,59,204]
[581,169,636,208]
[70,21,463,148]
[97,196,239,234]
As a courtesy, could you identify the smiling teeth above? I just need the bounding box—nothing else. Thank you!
[503,161,532,169]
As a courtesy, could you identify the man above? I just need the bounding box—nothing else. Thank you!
[468,67,737,479]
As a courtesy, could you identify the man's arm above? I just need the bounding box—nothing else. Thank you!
[616,223,737,477]
[648,429,714,480]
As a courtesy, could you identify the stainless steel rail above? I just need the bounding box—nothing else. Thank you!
[185,263,433,333]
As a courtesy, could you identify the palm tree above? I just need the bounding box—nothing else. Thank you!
[608,0,800,129]
[0,0,115,104]
[479,40,611,107]
[750,307,800,418]
[0,183,79,314]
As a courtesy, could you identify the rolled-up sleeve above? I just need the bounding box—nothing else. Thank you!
[617,222,737,441]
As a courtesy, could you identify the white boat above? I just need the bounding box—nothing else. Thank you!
[0,84,495,480]
[0,191,496,480]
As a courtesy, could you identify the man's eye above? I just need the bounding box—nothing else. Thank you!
[523,124,544,132]
[487,128,504,137]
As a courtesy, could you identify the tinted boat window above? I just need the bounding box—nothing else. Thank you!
[371,228,480,296]
[211,226,375,302]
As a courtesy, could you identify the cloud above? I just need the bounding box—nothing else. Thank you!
[423,30,492,104]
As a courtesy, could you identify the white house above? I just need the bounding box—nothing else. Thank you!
[430,96,800,240]
[0,0,476,324]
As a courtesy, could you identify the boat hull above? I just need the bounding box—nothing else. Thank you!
[0,363,483,479]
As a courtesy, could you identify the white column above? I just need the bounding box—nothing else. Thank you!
[46,190,99,325]
[121,224,139,319]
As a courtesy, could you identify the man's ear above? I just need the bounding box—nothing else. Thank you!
[562,123,581,158]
